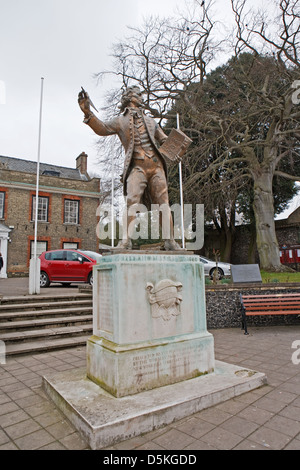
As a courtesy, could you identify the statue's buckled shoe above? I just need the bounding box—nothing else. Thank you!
[116,239,133,250]
[164,240,183,251]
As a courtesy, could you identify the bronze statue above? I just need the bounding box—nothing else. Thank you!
[78,85,188,250]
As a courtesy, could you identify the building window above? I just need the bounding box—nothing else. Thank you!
[32,196,49,222]
[63,242,79,249]
[30,240,48,258]
[64,199,79,224]
[0,192,5,219]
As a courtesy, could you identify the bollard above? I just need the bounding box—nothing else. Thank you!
[0,340,6,365]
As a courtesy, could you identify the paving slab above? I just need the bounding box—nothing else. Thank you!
[2,325,300,450]
[0,277,88,298]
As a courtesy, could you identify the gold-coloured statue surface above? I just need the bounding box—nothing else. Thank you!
[78,86,191,250]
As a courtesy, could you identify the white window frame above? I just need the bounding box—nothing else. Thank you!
[63,242,79,249]
[0,192,5,219]
[64,199,79,225]
[32,196,49,222]
[30,240,48,258]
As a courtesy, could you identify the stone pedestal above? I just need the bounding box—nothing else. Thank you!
[43,251,267,449]
[87,252,215,397]
[43,362,266,450]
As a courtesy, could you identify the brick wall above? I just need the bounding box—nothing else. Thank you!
[0,168,101,275]
[202,222,300,265]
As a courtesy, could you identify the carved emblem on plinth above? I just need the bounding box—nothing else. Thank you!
[146,279,183,321]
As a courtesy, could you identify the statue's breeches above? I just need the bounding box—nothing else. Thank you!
[126,158,169,206]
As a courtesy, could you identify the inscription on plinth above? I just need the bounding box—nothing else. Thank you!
[97,268,113,334]
[87,333,214,397]
[132,340,212,381]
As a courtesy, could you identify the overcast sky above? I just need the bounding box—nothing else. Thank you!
[0,0,252,171]
[0,0,298,217]
[0,0,189,172]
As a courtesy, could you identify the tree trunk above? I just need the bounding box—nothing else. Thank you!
[252,169,282,271]
[247,222,257,264]
[219,229,233,263]
[213,204,235,263]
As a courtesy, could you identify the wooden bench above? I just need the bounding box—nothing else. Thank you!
[240,293,300,335]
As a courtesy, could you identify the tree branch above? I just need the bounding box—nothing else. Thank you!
[274,170,300,181]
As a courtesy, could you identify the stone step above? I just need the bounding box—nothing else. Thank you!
[0,299,92,313]
[5,334,90,356]
[0,306,92,324]
[0,314,93,333]
[0,324,92,344]
[0,293,93,356]
[0,292,92,305]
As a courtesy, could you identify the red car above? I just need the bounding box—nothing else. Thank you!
[39,249,102,287]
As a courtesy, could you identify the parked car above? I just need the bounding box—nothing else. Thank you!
[39,249,102,287]
[199,256,232,280]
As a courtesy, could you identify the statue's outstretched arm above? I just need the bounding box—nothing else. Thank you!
[78,89,117,136]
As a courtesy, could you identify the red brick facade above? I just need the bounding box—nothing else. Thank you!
[0,155,101,276]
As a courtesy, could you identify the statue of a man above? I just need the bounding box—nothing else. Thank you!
[78,85,182,250]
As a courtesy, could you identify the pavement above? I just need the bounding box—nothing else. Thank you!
[0,277,84,298]
[1,279,300,450]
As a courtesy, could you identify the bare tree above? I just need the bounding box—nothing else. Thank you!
[94,0,300,271]
[228,0,300,270]
[97,0,222,118]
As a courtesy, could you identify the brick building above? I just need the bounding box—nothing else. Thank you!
[0,153,101,277]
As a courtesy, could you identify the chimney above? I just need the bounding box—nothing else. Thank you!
[76,152,88,176]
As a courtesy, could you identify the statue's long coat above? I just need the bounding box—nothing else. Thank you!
[86,108,168,197]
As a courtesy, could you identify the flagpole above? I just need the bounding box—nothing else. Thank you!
[34,77,44,259]
[111,152,115,248]
[29,77,44,294]
[177,113,185,249]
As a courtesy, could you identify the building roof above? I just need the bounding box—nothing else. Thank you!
[0,155,89,181]
[276,206,300,228]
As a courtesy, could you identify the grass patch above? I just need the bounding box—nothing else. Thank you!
[260,270,300,284]
[205,270,300,285]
